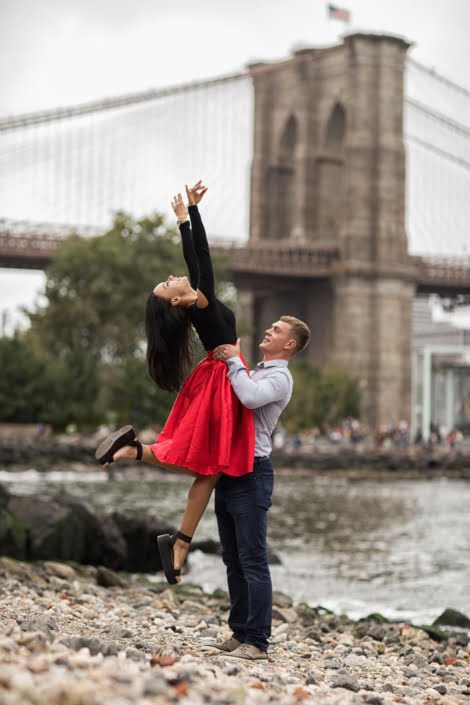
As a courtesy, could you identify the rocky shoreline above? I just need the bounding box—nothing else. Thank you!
[1,438,470,475]
[0,557,469,705]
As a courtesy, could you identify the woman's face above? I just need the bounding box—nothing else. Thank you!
[153,275,192,301]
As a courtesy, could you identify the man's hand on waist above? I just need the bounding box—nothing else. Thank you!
[213,339,240,363]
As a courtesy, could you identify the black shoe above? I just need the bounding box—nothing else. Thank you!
[157,531,192,585]
[95,425,138,465]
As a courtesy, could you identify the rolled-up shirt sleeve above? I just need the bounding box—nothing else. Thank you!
[225,357,290,409]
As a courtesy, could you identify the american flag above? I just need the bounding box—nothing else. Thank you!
[327,3,351,22]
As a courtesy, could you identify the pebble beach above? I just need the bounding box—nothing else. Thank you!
[1,557,469,705]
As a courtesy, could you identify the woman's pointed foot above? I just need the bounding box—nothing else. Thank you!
[95,425,137,465]
[95,425,142,465]
[157,531,192,584]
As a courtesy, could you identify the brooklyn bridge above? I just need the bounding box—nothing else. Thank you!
[1,33,469,428]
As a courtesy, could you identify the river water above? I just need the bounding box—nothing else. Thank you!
[1,466,469,626]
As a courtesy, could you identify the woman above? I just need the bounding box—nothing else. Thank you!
[95,181,254,584]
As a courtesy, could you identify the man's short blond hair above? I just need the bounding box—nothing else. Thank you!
[280,315,310,354]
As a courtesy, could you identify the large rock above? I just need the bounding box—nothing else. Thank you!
[0,501,28,559]
[0,485,25,556]
[433,608,470,629]
[111,512,174,572]
[0,489,176,572]
[0,483,10,507]
[6,492,126,568]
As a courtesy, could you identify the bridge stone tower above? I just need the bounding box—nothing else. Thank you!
[245,32,414,427]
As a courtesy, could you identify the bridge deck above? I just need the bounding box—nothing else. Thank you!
[1,231,469,295]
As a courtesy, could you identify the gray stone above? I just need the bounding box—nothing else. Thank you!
[6,492,127,568]
[111,511,175,572]
[404,652,428,669]
[366,625,387,642]
[433,609,470,629]
[43,561,77,580]
[272,591,293,608]
[107,624,133,639]
[142,675,168,696]
[18,619,55,640]
[429,651,443,664]
[303,629,323,642]
[125,647,147,662]
[59,635,120,656]
[272,606,298,623]
[324,658,342,670]
[96,566,128,588]
[331,674,359,692]
[222,664,240,676]
[433,684,447,695]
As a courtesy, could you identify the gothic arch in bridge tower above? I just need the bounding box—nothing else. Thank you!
[316,102,346,242]
[324,102,346,145]
[270,114,298,240]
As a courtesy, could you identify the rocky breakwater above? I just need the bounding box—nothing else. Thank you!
[0,557,469,705]
[271,448,470,475]
[0,485,274,575]
[0,484,176,574]
[3,436,470,474]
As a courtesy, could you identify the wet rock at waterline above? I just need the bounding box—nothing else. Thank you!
[0,484,282,573]
[0,486,174,572]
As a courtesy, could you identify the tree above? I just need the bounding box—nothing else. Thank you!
[282,361,361,432]
[27,212,185,361]
[0,335,50,423]
[105,353,177,429]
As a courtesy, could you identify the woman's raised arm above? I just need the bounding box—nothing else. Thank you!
[185,181,214,305]
[171,193,198,288]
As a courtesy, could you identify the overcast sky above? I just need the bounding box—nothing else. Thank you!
[1,0,469,115]
[1,0,469,331]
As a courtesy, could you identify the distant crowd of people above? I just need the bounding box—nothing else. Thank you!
[272,417,466,453]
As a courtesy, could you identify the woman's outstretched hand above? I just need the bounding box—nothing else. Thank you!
[172,193,188,222]
[186,179,208,206]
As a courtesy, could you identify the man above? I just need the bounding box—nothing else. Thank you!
[212,315,310,661]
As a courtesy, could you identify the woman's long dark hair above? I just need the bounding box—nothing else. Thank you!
[145,293,193,392]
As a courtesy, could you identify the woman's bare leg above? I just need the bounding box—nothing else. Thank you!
[172,473,221,581]
[111,442,221,581]
[112,443,192,474]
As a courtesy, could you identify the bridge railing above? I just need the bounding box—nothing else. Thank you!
[227,241,340,276]
[412,255,470,294]
[2,222,470,296]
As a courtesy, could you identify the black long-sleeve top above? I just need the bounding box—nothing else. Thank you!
[179,205,237,350]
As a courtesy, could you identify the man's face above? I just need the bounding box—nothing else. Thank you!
[259,320,296,356]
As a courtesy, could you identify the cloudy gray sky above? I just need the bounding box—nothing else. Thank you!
[2,0,469,115]
[0,0,469,331]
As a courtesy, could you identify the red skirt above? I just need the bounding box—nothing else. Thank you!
[150,352,255,476]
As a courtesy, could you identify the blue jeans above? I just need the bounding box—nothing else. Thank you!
[214,457,274,652]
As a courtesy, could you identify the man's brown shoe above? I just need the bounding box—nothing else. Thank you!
[223,643,268,660]
[213,637,242,652]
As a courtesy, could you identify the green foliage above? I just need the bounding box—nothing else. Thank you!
[282,361,361,432]
[0,334,100,429]
[104,353,177,429]
[41,345,101,429]
[1,210,232,431]
[0,335,50,423]
[27,211,185,361]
